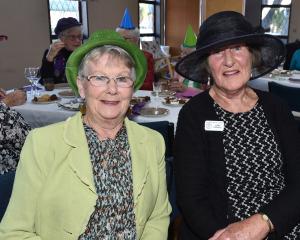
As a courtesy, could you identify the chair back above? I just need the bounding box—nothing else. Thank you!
[0,171,15,221]
[139,121,174,158]
[268,81,300,111]
[138,121,179,221]
[139,121,174,190]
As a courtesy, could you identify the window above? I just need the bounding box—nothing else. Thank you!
[139,0,160,42]
[47,0,83,42]
[261,0,292,43]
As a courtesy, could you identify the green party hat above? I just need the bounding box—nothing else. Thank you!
[182,25,197,48]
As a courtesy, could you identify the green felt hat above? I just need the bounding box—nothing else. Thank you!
[182,25,197,48]
[66,29,147,94]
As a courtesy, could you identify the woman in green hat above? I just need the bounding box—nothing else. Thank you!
[0,30,171,240]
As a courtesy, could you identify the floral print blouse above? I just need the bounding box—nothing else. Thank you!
[0,102,31,174]
[78,123,136,239]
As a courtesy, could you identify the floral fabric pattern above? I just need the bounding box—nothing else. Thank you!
[0,102,31,174]
[78,123,136,240]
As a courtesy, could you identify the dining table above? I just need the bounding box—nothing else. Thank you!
[248,72,300,92]
[12,87,184,129]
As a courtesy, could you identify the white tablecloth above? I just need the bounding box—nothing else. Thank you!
[13,89,182,129]
[248,75,300,92]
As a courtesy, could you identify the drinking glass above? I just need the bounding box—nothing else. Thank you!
[24,67,40,96]
[153,80,162,111]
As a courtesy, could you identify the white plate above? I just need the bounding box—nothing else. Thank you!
[58,101,81,111]
[58,90,76,98]
[140,107,169,117]
[162,102,184,107]
[162,97,188,107]
[151,90,176,97]
[55,83,71,89]
[32,97,61,104]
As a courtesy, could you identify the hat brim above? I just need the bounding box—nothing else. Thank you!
[66,32,147,95]
[175,33,285,83]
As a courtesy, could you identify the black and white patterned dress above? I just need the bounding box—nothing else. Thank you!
[78,123,136,240]
[0,102,31,174]
[214,102,300,239]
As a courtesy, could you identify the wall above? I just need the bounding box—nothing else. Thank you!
[202,0,245,20]
[0,0,138,90]
[0,0,49,89]
[87,0,138,33]
[289,0,300,42]
[165,0,199,56]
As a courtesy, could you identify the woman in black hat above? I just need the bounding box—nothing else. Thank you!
[174,11,300,240]
[39,17,82,85]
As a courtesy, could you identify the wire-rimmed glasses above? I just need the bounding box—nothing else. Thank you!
[83,75,134,88]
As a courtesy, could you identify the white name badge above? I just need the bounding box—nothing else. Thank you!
[205,120,224,131]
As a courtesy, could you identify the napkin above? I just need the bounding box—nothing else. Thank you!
[128,102,147,119]
[175,87,201,98]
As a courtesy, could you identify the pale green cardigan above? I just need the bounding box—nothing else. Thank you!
[0,112,171,240]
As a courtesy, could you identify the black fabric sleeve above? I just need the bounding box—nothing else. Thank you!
[174,103,226,239]
[39,49,54,84]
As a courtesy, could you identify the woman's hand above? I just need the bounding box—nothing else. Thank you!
[208,214,270,240]
[46,40,65,62]
[2,90,27,107]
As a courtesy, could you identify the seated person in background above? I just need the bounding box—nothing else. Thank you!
[0,91,31,174]
[116,8,154,91]
[0,89,26,107]
[39,17,82,84]
[0,30,170,239]
[290,48,300,70]
[0,101,31,175]
[169,25,206,97]
[0,36,31,175]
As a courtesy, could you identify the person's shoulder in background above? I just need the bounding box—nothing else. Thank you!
[290,49,300,70]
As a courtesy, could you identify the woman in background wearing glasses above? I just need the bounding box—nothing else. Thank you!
[39,17,82,84]
[0,30,171,240]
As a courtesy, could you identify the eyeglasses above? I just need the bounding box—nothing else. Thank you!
[64,34,83,41]
[83,75,134,88]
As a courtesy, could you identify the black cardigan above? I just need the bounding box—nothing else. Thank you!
[174,89,300,239]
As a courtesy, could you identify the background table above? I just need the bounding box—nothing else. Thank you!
[13,89,182,129]
[248,76,300,92]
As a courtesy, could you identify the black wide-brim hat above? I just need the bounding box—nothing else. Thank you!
[175,11,285,83]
